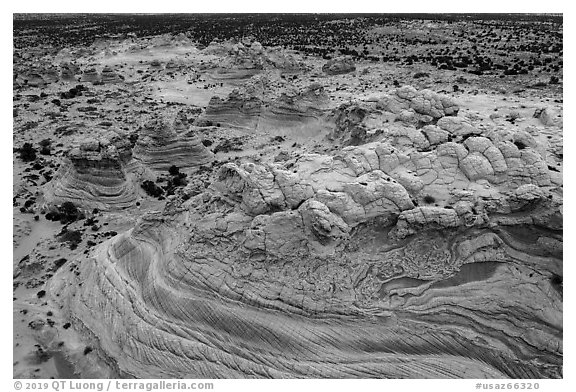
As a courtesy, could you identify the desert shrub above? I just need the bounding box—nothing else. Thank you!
[59,201,83,223]
[39,139,52,155]
[19,142,37,162]
[164,172,188,196]
[53,258,67,270]
[57,229,82,247]
[45,211,62,221]
[423,194,436,204]
[141,180,164,198]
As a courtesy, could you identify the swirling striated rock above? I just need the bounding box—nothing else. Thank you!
[322,57,356,75]
[132,118,213,171]
[51,166,562,379]
[80,67,100,83]
[47,77,562,378]
[51,125,562,378]
[101,65,122,83]
[43,129,137,210]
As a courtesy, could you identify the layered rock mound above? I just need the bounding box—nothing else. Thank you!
[18,70,48,87]
[198,89,263,129]
[322,57,356,75]
[101,65,122,83]
[207,38,308,79]
[197,82,330,134]
[271,83,330,119]
[43,129,138,210]
[132,118,213,171]
[208,39,267,80]
[80,67,100,83]
[60,62,80,82]
[51,117,562,377]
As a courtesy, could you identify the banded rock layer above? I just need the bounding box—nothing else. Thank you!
[197,83,330,133]
[101,65,122,83]
[132,118,213,171]
[52,109,562,377]
[43,129,137,210]
[206,38,308,80]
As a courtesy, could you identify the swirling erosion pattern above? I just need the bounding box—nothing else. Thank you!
[50,87,562,379]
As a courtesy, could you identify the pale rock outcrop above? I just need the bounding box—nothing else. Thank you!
[421,125,450,146]
[379,86,459,125]
[198,83,329,131]
[436,116,479,136]
[392,206,461,238]
[51,138,562,377]
[80,67,100,83]
[322,57,356,75]
[197,89,262,129]
[60,62,80,81]
[43,129,137,210]
[133,118,213,171]
[44,79,561,380]
[101,65,122,83]
[534,107,561,127]
[272,83,330,119]
[328,103,370,145]
[149,59,163,69]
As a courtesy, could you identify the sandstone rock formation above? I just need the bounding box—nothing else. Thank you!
[21,71,47,87]
[101,65,122,83]
[60,62,80,81]
[206,38,309,80]
[13,16,562,380]
[50,114,562,377]
[43,129,137,210]
[197,89,262,129]
[378,85,460,125]
[132,118,213,171]
[80,67,100,83]
[322,57,356,75]
[197,82,330,133]
[149,59,163,69]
